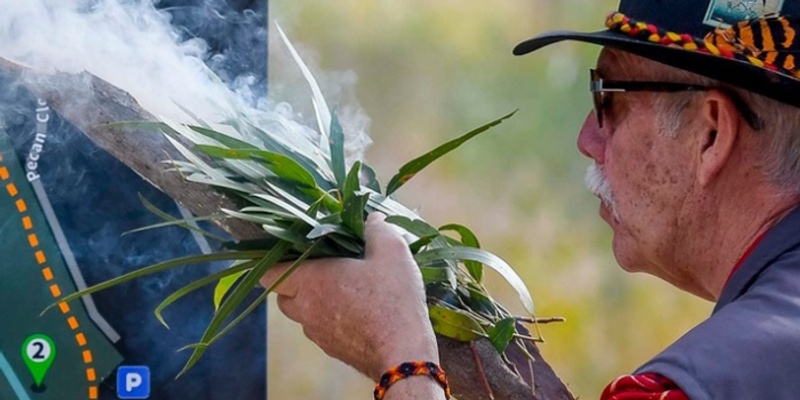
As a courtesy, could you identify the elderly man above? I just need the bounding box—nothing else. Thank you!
[262,1,800,399]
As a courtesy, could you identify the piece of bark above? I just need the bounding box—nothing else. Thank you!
[439,323,573,400]
[0,58,574,400]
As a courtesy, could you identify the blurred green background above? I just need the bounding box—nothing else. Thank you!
[266,1,712,398]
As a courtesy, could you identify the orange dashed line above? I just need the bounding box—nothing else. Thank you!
[76,333,87,346]
[9,160,100,400]
[28,233,39,248]
[42,267,54,281]
[49,284,61,298]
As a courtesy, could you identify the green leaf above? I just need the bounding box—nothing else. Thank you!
[245,195,320,228]
[330,112,347,190]
[420,266,454,284]
[342,194,369,240]
[195,146,319,192]
[415,246,535,316]
[306,224,352,240]
[360,163,381,192]
[43,251,269,315]
[177,240,293,378]
[341,161,361,202]
[385,110,516,196]
[123,214,225,237]
[385,216,439,238]
[439,224,482,283]
[188,125,257,150]
[197,239,324,349]
[462,283,500,320]
[340,162,368,239]
[487,317,516,353]
[240,121,335,191]
[213,269,247,311]
[137,193,227,241]
[408,234,439,254]
[326,233,364,256]
[428,305,486,341]
[154,260,257,329]
[275,23,332,142]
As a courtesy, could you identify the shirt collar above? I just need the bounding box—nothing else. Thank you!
[715,206,800,312]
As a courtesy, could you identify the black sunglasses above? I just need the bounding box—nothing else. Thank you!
[589,69,763,131]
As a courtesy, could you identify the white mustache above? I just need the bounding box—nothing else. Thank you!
[585,163,620,222]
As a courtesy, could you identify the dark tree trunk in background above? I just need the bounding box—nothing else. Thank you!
[0,60,575,400]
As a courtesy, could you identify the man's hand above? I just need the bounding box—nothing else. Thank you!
[260,213,439,382]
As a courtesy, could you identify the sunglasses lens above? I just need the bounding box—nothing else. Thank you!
[590,69,604,128]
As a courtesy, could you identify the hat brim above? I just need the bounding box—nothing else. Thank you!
[513,30,800,109]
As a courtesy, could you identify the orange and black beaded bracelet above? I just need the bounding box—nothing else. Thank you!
[373,361,451,400]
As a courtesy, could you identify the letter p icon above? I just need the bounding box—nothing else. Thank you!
[117,366,150,399]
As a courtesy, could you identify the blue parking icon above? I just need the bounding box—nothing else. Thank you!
[117,366,150,399]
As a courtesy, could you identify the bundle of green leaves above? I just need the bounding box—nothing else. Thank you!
[51,25,537,377]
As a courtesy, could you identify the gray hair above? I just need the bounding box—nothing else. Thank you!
[641,60,800,197]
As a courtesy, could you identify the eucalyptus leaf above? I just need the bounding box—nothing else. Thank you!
[189,125,257,150]
[75,29,539,377]
[306,223,351,240]
[385,110,516,196]
[439,223,483,283]
[420,266,454,284]
[137,193,226,241]
[178,239,293,378]
[44,251,269,315]
[194,145,319,192]
[275,23,332,145]
[213,269,247,311]
[415,246,535,316]
[385,216,439,238]
[360,163,381,192]
[487,317,516,353]
[428,305,486,341]
[330,112,346,190]
[154,260,256,329]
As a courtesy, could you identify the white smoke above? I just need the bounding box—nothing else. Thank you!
[585,163,619,222]
[0,0,371,160]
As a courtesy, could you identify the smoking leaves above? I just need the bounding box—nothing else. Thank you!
[45,29,536,377]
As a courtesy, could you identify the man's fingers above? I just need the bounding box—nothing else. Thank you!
[259,262,298,297]
[275,294,303,323]
[364,212,409,259]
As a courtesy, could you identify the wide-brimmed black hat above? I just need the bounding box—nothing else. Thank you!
[514,0,800,108]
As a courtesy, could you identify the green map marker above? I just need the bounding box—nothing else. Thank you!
[21,334,56,387]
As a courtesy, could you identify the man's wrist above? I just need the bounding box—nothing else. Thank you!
[374,326,439,380]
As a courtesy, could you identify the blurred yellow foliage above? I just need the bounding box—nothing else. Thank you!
[267,1,712,398]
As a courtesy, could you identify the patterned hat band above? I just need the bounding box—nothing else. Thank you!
[605,11,800,80]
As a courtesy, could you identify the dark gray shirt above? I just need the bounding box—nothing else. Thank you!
[637,206,800,399]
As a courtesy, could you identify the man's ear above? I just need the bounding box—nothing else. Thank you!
[697,89,741,187]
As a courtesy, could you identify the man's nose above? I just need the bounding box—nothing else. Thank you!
[577,111,606,164]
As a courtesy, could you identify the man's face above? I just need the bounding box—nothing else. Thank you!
[578,49,701,282]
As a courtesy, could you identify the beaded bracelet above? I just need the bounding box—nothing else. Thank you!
[373,361,451,400]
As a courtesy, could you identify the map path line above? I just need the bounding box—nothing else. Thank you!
[0,351,31,400]
[1,153,99,399]
[30,180,121,343]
